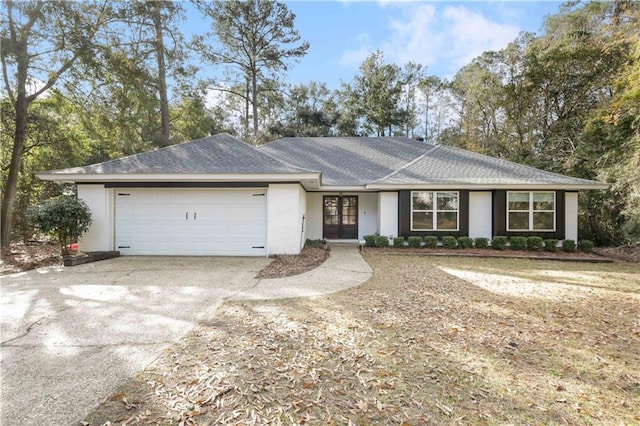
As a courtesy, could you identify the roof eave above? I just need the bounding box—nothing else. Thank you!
[37,172,323,189]
[365,183,610,191]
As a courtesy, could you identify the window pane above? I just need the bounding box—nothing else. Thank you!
[437,192,458,210]
[508,212,529,230]
[533,192,554,210]
[533,212,554,230]
[508,192,530,210]
[412,212,433,230]
[412,192,432,210]
[437,212,457,230]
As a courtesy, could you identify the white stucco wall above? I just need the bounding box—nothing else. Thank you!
[468,191,493,239]
[77,184,114,251]
[305,193,323,240]
[378,192,398,239]
[267,184,305,255]
[358,193,378,239]
[565,192,578,241]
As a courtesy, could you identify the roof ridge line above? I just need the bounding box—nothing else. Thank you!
[367,145,435,185]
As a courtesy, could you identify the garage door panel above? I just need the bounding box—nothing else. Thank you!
[115,189,267,256]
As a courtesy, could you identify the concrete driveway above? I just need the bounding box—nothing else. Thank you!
[1,256,271,426]
[1,245,373,426]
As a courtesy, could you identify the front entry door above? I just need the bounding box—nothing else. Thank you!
[323,195,358,239]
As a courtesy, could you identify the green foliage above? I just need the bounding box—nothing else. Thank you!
[527,236,544,251]
[474,237,489,249]
[392,237,405,248]
[509,236,527,251]
[442,236,458,249]
[562,239,576,253]
[407,236,422,248]
[363,234,377,247]
[491,236,508,251]
[29,195,92,256]
[375,235,390,248]
[458,236,473,249]
[304,239,325,249]
[578,240,595,253]
[544,239,558,252]
[423,236,438,248]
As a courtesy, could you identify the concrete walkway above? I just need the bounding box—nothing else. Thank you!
[232,243,373,300]
[0,244,371,426]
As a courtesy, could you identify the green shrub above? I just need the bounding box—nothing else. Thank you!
[29,195,92,256]
[474,237,489,249]
[375,235,390,247]
[424,236,438,248]
[407,236,422,248]
[458,236,473,249]
[491,236,508,251]
[562,239,576,253]
[578,239,594,253]
[363,234,377,247]
[527,236,544,251]
[544,239,558,252]
[393,237,405,248]
[304,239,325,249]
[442,236,458,249]
[510,236,527,251]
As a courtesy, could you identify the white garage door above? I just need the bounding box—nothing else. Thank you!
[115,188,267,256]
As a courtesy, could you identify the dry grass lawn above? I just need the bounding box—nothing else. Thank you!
[86,255,639,425]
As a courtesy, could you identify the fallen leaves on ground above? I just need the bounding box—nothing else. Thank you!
[0,242,61,275]
[85,254,640,425]
[257,247,329,278]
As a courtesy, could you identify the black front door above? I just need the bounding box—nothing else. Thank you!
[323,195,358,239]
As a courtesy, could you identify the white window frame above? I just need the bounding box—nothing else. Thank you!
[507,191,556,232]
[411,191,459,231]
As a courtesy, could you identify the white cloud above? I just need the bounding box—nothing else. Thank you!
[340,4,521,76]
[338,33,375,67]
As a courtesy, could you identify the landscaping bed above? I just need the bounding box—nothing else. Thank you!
[83,254,640,425]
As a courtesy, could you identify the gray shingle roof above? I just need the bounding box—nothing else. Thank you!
[371,145,603,186]
[44,134,310,175]
[260,136,433,186]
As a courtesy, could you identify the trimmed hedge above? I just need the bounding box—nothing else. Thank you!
[474,237,489,249]
[375,235,390,247]
[510,236,527,251]
[458,236,473,249]
[393,237,405,248]
[492,236,508,251]
[578,239,594,253]
[562,239,576,253]
[407,236,423,248]
[442,236,458,249]
[424,236,438,248]
[363,234,377,247]
[527,236,544,251]
[544,239,558,252]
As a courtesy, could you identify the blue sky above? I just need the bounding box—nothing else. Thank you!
[185,1,563,89]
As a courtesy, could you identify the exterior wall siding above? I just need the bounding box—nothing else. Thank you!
[378,192,398,239]
[267,184,305,255]
[468,191,493,239]
[493,190,566,239]
[564,192,578,241]
[398,190,470,238]
[77,184,114,251]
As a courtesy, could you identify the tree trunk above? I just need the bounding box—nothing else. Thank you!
[152,4,170,146]
[252,72,258,142]
[244,79,250,138]
[1,95,27,247]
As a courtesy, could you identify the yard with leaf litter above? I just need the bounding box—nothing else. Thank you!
[85,254,639,425]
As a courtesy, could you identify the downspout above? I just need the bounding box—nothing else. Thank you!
[299,214,306,250]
